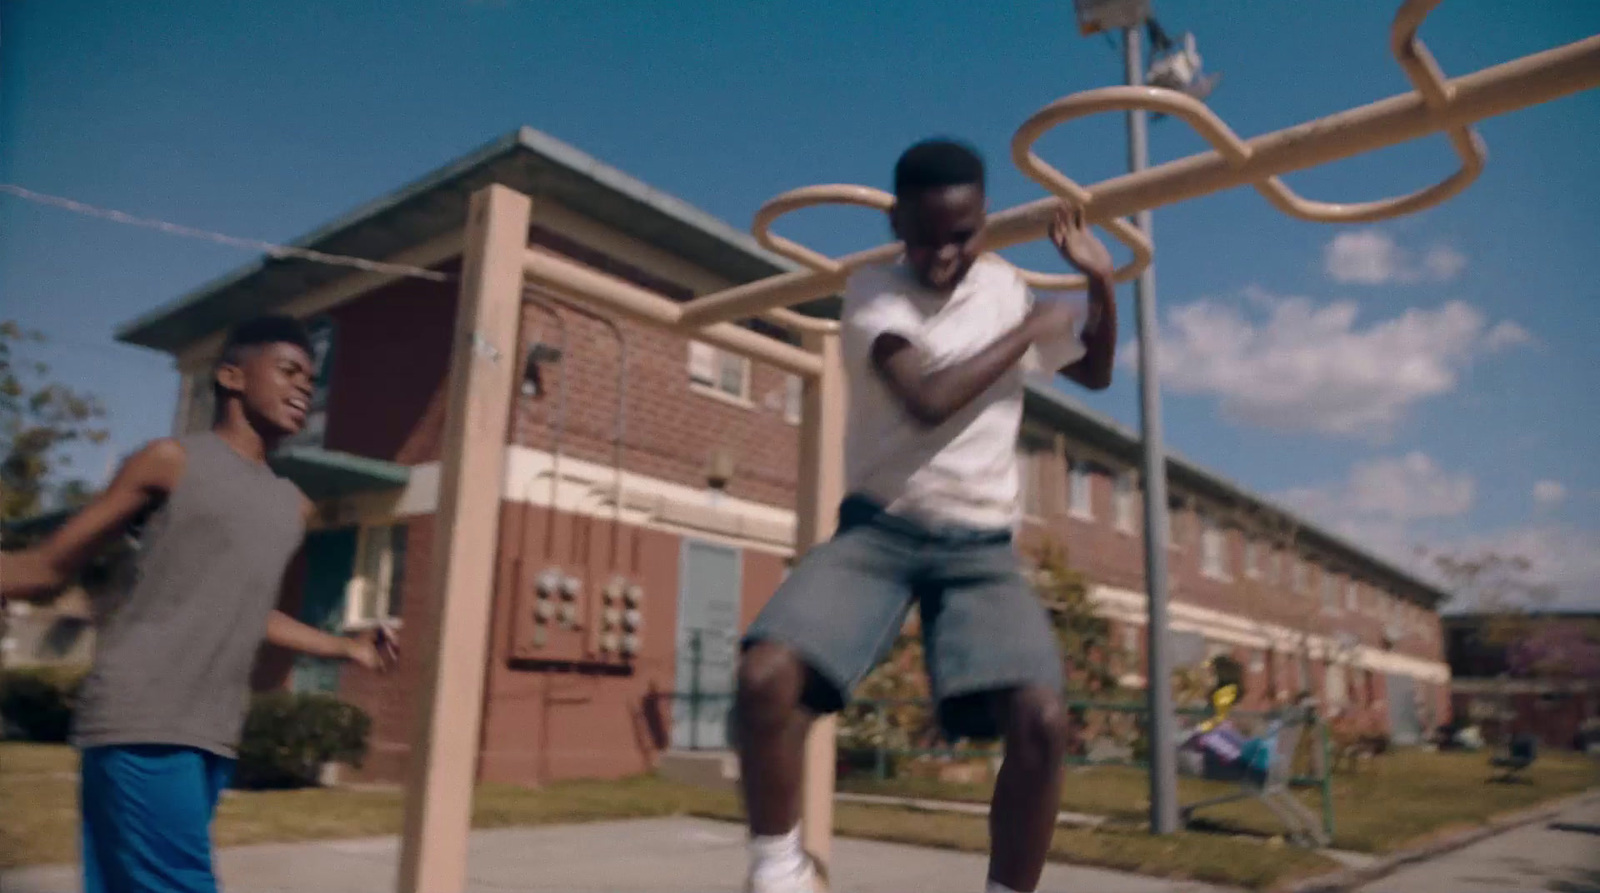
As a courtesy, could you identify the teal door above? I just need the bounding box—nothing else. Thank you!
[291,527,358,693]
[673,540,743,750]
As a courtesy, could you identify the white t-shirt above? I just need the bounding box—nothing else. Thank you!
[840,255,1089,530]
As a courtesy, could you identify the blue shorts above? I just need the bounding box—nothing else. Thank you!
[744,495,1063,740]
[80,744,235,893]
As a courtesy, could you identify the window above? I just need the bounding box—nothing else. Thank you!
[345,524,408,628]
[1200,517,1228,580]
[1243,540,1260,578]
[1264,549,1280,584]
[1321,571,1341,611]
[1068,461,1093,520]
[688,341,750,402]
[1345,581,1360,612]
[1325,662,1348,709]
[1291,559,1308,593]
[1019,443,1052,518]
[782,374,803,425]
[1113,473,1137,533]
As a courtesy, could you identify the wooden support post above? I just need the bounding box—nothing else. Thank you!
[397,184,532,893]
[794,330,846,886]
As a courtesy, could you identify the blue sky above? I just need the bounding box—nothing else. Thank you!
[3,1,1597,608]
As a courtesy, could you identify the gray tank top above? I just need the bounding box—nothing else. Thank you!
[73,431,306,757]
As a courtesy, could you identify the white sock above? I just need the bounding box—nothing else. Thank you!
[749,825,807,883]
[986,880,1025,893]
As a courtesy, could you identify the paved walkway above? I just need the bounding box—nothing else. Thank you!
[1356,794,1600,893]
[1,816,1233,893]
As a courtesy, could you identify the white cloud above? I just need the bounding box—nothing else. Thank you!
[1323,230,1467,285]
[1533,480,1567,508]
[1283,453,1474,524]
[1280,458,1598,611]
[1125,289,1529,437]
[1435,525,1600,612]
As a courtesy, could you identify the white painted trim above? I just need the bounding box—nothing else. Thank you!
[319,445,799,555]
[1092,584,1450,684]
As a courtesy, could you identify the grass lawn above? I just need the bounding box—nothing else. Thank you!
[11,744,1593,890]
[840,747,1600,854]
[2,742,1337,889]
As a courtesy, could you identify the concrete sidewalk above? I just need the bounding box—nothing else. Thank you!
[1355,794,1600,893]
[1,816,1234,893]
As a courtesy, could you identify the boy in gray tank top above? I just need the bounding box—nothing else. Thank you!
[3,315,399,893]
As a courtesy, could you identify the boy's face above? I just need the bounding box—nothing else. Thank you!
[216,341,315,437]
[892,183,986,292]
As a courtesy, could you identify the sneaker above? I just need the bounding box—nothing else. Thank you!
[745,853,824,893]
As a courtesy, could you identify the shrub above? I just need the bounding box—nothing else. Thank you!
[234,691,371,790]
[0,665,87,742]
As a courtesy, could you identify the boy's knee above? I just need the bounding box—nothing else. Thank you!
[736,642,805,718]
[1006,686,1068,761]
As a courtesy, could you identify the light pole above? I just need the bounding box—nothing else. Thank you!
[1121,20,1179,838]
[1076,0,1218,836]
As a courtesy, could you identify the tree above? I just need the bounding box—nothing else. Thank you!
[834,540,1125,775]
[0,321,109,525]
[1425,547,1562,744]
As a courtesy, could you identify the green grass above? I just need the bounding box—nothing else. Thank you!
[840,747,1600,854]
[9,743,1592,890]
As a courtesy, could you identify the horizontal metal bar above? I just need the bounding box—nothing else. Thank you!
[679,32,1600,328]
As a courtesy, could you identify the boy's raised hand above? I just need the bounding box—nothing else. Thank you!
[1049,204,1113,280]
[343,625,400,672]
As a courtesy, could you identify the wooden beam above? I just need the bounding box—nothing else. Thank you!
[794,329,846,886]
[396,184,532,893]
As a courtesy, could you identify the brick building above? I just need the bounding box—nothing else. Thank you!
[1445,612,1600,750]
[110,127,1451,785]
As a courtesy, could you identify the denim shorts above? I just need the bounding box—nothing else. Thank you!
[743,495,1063,740]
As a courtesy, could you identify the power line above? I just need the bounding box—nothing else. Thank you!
[0,184,454,283]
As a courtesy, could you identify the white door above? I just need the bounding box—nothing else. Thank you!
[672,540,743,750]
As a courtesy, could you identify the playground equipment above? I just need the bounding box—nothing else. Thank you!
[400,2,1600,890]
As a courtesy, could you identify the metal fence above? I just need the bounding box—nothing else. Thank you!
[658,688,1337,839]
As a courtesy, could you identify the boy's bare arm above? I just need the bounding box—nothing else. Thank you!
[263,610,399,670]
[261,485,399,672]
[871,301,1076,428]
[0,439,184,602]
[1060,269,1117,391]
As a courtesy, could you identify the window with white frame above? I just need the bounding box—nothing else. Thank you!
[782,374,803,425]
[1068,461,1094,520]
[1291,558,1308,593]
[1200,517,1229,580]
[1321,571,1341,611]
[1019,441,1054,518]
[345,523,408,628]
[1264,549,1280,584]
[1325,662,1348,709]
[1113,472,1137,534]
[687,341,750,402]
[1345,580,1360,612]
[1243,540,1260,578]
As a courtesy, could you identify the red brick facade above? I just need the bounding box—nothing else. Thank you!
[248,215,1449,785]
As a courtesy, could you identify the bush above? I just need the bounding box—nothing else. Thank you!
[234,691,371,790]
[0,665,87,742]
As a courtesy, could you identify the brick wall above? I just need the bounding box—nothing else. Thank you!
[322,267,459,465]
[511,298,801,510]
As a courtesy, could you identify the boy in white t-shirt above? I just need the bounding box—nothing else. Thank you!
[736,139,1118,893]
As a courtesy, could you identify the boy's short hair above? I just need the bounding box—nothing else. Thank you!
[893,139,986,198]
[218,315,313,368]
[212,315,314,401]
